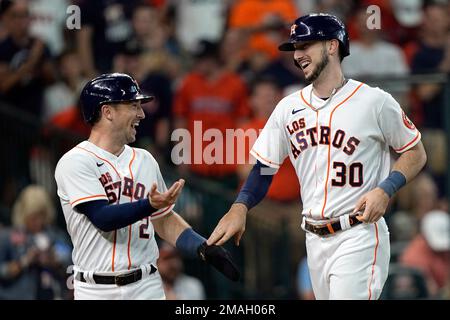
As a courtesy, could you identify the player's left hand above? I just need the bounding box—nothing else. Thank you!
[352,187,390,223]
[149,179,185,209]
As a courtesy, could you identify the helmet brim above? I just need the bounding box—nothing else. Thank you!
[101,94,155,106]
[278,42,295,51]
[134,94,154,104]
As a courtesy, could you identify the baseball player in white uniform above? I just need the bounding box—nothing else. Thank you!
[55,73,239,300]
[207,14,427,299]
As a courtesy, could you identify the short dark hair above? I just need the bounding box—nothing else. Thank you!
[88,102,127,126]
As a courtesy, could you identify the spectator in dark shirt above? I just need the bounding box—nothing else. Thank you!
[112,45,173,160]
[0,0,55,117]
[76,0,141,77]
[409,0,449,129]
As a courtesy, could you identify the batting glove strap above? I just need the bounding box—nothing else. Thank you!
[197,242,241,282]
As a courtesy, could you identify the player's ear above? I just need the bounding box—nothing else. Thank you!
[101,104,114,122]
[328,39,339,57]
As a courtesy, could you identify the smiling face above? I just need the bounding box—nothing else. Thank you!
[294,39,339,82]
[293,40,330,82]
[106,100,146,145]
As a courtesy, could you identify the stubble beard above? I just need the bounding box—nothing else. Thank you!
[128,129,136,144]
[305,48,329,83]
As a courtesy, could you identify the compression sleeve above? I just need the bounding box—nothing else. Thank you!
[234,161,274,210]
[76,199,159,232]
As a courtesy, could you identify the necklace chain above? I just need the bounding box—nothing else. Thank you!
[309,77,347,110]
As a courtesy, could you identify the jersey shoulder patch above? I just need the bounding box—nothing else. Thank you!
[401,110,416,130]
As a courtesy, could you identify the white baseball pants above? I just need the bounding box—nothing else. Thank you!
[74,266,166,300]
[305,217,390,300]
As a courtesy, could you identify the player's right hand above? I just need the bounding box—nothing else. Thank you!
[148,179,185,209]
[352,187,389,223]
[207,203,248,246]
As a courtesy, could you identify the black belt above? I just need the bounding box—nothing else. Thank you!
[305,215,362,236]
[76,265,157,286]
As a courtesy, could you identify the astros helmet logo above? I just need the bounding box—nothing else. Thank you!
[290,24,297,36]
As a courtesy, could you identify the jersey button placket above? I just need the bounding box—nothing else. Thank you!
[116,160,128,234]
[315,111,329,202]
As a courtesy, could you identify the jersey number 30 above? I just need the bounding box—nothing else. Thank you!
[331,162,363,187]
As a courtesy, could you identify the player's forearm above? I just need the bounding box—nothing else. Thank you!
[152,211,191,246]
[392,141,427,183]
[377,142,427,198]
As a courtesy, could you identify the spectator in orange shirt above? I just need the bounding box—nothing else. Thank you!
[228,0,299,62]
[173,40,251,185]
[238,77,300,202]
[237,77,303,276]
[46,101,90,139]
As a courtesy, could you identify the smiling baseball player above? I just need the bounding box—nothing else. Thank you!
[207,14,427,299]
[55,73,239,300]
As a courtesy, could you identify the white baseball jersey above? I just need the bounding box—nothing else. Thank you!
[55,141,174,273]
[251,79,421,221]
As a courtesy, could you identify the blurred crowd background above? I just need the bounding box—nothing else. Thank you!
[0,0,449,300]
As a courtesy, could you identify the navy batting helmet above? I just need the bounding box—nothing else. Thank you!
[80,73,154,124]
[278,13,350,58]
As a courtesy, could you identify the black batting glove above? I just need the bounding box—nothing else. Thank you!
[197,242,240,282]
